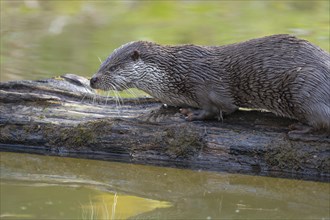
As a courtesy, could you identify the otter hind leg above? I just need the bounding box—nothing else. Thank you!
[301,102,330,130]
[289,102,330,135]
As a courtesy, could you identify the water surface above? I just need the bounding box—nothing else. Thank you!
[1,152,329,219]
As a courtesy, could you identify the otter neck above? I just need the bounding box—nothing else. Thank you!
[133,61,167,98]
[132,57,199,107]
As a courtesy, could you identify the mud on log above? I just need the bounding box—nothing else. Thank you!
[0,74,329,181]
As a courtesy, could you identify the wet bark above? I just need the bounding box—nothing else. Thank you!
[0,74,329,181]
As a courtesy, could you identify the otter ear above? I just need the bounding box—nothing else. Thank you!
[131,50,140,61]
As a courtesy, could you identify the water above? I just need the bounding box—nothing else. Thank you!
[1,152,329,219]
[1,1,329,82]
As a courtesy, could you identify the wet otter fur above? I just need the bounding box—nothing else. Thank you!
[90,34,330,132]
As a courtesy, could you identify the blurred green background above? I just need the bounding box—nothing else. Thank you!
[1,0,329,82]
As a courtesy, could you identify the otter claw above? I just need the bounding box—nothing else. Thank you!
[185,114,195,121]
[180,108,196,121]
[288,123,313,134]
[179,108,192,115]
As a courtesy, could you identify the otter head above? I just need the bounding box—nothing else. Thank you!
[90,41,148,91]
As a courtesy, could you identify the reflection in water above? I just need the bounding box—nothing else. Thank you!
[1,180,171,220]
[80,194,171,220]
[0,152,329,219]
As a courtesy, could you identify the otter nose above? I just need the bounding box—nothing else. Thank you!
[90,76,99,88]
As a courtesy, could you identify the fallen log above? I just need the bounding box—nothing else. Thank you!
[0,74,329,181]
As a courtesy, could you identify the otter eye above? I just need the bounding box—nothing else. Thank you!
[109,65,117,72]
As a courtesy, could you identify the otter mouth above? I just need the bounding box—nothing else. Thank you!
[89,77,128,92]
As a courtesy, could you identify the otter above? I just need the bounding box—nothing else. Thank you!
[90,34,330,132]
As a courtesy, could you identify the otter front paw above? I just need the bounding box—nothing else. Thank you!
[179,108,196,121]
[180,108,219,121]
